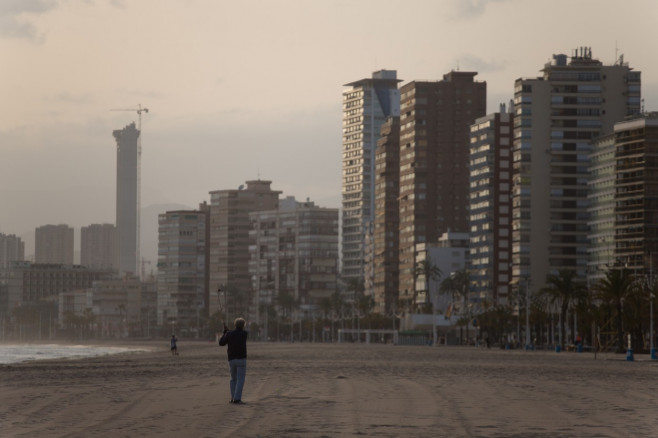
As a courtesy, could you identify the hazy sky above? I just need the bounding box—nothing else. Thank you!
[2,0,658,261]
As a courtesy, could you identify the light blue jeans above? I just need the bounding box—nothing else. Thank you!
[229,358,247,401]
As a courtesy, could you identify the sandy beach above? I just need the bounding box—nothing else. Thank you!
[1,341,657,438]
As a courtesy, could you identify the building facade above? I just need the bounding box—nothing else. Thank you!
[0,233,24,269]
[114,122,141,276]
[80,223,117,271]
[373,116,400,315]
[156,205,209,331]
[208,180,281,321]
[35,224,74,265]
[1,262,114,313]
[341,70,401,283]
[612,113,658,273]
[469,110,513,306]
[248,197,339,337]
[512,48,641,296]
[397,72,486,309]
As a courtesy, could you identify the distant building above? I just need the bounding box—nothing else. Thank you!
[341,70,401,283]
[512,48,641,295]
[208,180,281,320]
[0,233,25,268]
[35,224,74,265]
[1,262,114,313]
[248,197,339,336]
[156,204,209,331]
[80,224,117,271]
[91,274,142,338]
[469,109,513,306]
[114,122,141,277]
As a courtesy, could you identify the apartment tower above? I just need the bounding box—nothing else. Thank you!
[341,70,401,284]
[113,122,141,276]
[157,204,210,329]
[208,180,281,320]
[469,109,513,306]
[80,223,117,270]
[373,116,401,314]
[248,197,339,337]
[512,48,641,295]
[397,72,486,309]
[0,233,24,268]
[35,224,74,265]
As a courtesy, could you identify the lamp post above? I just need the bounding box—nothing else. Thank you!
[650,253,656,359]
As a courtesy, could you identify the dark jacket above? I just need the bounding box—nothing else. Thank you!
[219,328,248,361]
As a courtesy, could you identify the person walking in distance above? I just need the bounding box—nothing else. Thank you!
[170,334,178,356]
[219,317,248,404]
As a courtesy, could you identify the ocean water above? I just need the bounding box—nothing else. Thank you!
[0,344,145,365]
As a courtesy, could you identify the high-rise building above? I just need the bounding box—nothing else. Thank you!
[611,113,658,273]
[341,70,401,283]
[80,224,117,271]
[248,197,339,338]
[113,122,141,276]
[469,109,513,306]
[0,233,24,268]
[587,132,616,284]
[35,224,74,265]
[512,48,641,295]
[208,180,281,320]
[373,116,400,315]
[156,204,209,330]
[397,72,486,309]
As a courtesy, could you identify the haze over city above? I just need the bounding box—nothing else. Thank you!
[2,0,658,265]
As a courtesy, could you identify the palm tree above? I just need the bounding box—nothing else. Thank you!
[440,269,470,343]
[539,270,587,348]
[414,260,442,311]
[592,267,635,352]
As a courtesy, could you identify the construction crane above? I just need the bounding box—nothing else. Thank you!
[110,104,149,131]
[110,104,149,154]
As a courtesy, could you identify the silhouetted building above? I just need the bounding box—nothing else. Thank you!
[0,233,25,268]
[35,224,74,265]
[81,223,117,271]
[114,123,141,276]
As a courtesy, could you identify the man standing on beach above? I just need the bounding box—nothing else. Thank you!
[219,317,248,404]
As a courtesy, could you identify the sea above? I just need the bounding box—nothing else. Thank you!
[0,344,146,365]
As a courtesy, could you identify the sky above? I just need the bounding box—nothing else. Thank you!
[2,0,658,264]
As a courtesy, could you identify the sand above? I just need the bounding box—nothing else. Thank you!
[1,341,657,437]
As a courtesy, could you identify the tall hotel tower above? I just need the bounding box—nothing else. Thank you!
[113,123,141,276]
[341,70,400,283]
[512,48,640,295]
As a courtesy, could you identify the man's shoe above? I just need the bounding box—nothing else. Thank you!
[233,400,245,405]
[229,399,234,404]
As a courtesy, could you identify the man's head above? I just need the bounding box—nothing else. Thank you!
[234,317,246,329]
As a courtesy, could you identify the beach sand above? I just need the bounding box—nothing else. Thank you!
[1,341,657,437]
